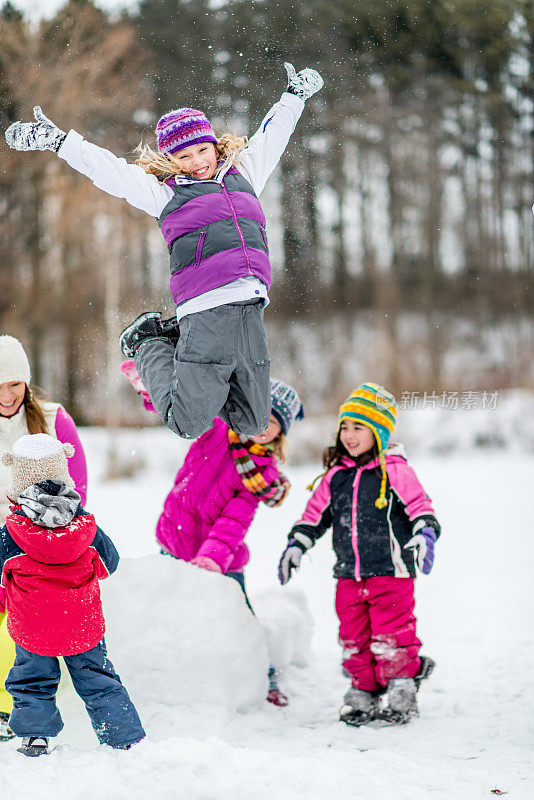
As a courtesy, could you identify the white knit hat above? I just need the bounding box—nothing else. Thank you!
[1,433,75,502]
[0,335,31,385]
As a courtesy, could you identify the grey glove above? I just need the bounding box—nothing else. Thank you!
[284,62,324,101]
[5,106,66,153]
[278,538,306,585]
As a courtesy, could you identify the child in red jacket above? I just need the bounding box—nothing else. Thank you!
[0,433,145,756]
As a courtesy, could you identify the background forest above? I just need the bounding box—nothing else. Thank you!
[0,0,533,424]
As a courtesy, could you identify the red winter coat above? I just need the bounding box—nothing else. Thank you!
[156,417,282,573]
[0,509,119,656]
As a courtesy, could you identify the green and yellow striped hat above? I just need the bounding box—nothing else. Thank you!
[338,382,397,509]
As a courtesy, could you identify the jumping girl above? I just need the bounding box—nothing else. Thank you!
[5,63,323,441]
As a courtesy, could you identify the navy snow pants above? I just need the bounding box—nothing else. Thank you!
[6,640,145,748]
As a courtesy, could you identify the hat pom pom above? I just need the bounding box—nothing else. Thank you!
[63,443,75,458]
[375,496,388,509]
[1,452,14,467]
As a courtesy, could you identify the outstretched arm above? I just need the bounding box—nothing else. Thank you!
[5,106,173,217]
[238,62,323,196]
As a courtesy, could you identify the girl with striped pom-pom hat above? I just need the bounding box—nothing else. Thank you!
[278,381,441,726]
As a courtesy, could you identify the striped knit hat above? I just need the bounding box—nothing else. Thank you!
[270,378,305,435]
[338,382,397,509]
[156,108,217,156]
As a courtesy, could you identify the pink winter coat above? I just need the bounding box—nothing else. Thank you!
[156,418,282,573]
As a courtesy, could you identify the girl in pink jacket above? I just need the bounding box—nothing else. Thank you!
[278,382,441,726]
[122,362,304,705]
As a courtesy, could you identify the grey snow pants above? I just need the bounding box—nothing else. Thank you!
[134,300,271,439]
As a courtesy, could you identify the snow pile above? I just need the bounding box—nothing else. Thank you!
[102,556,269,719]
[54,555,314,747]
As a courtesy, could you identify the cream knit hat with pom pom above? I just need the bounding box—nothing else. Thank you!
[1,433,74,502]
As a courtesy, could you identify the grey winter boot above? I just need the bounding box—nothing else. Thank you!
[339,687,380,727]
[383,677,418,724]
[17,736,49,757]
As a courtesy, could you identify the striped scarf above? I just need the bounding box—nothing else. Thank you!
[228,429,290,508]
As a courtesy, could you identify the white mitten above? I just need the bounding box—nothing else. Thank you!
[284,62,324,100]
[278,539,306,585]
[5,106,66,152]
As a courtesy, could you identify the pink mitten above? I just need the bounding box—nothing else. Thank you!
[120,359,156,413]
[190,556,222,573]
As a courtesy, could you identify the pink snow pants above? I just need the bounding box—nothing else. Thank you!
[335,576,421,692]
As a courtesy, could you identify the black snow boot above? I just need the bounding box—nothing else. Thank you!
[339,687,380,727]
[414,655,435,690]
[119,312,164,357]
[160,315,180,347]
[0,711,15,741]
[17,736,49,757]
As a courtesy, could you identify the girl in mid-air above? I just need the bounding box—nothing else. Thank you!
[5,63,323,441]
[278,382,441,725]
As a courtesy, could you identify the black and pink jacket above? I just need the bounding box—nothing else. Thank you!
[289,445,440,580]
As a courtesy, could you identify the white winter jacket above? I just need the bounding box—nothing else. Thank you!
[57,92,305,321]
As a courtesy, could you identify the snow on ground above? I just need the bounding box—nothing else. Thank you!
[1,426,533,800]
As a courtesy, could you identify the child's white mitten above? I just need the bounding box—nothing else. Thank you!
[284,62,324,100]
[5,106,66,152]
[278,538,306,585]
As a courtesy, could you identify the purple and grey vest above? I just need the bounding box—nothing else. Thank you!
[158,167,271,306]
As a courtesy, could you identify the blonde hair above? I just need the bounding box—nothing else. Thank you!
[135,133,248,180]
